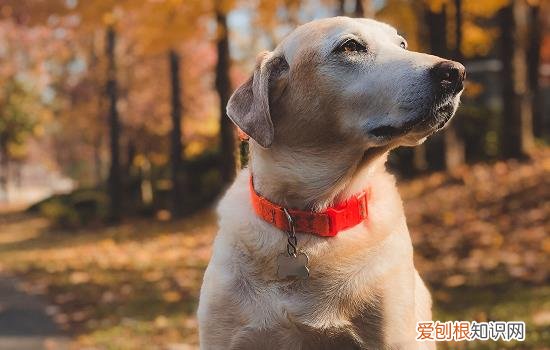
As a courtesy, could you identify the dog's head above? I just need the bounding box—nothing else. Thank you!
[228,16,465,152]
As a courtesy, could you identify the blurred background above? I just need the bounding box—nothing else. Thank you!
[0,0,548,349]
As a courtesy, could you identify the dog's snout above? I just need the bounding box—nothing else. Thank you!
[430,61,466,93]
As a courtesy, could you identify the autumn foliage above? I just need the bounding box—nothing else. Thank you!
[0,0,549,348]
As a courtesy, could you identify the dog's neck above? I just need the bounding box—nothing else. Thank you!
[249,143,390,211]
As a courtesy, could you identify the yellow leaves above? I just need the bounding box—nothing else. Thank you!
[133,153,148,168]
[154,315,169,328]
[102,12,117,26]
[426,0,451,13]
[421,0,509,58]
[150,152,169,166]
[461,21,498,57]
[444,274,466,287]
[144,269,164,282]
[69,271,91,284]
[377,0,422,51]
[463,80,484,98]
[185,141,206,158]
[162,290,182,303]
[488,232,504,248]
[463,0,509,17]
[130,0,209,54]
[442,211,456,226]
[216,0,237,15]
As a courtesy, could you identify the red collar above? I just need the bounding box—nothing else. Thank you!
[250,177,369,237]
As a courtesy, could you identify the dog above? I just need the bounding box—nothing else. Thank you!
[198,16,465,350]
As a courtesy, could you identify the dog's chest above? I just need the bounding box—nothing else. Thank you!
[235,277,386,349]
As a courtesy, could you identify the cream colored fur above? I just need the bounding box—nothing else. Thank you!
[198,16,464,350]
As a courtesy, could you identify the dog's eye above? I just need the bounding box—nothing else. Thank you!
[400,41,407,49]
[338,39,366,53]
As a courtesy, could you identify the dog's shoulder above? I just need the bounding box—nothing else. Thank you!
[217,168,253,227]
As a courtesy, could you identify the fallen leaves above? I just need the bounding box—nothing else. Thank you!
[0,210,216,349]
[0,150,549,349]
[403,149,550,287]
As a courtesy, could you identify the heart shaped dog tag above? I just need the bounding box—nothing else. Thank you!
[277,252,310,280]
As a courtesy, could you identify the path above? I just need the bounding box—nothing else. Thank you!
[0,276,71,350]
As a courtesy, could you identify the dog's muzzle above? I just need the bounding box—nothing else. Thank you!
[430,60,466,96]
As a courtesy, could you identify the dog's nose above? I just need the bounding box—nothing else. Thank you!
[430,61,466,93]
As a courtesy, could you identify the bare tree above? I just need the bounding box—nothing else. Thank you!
[424,4,448,170]
[0,139,8,202]
[527,2,544,138]
[215,7,236,184]
[106,25,122,220]
[499,0,535,159]
[337,0,345,15]
[169,49,184,217]
[353,0,374,18]
[444,0,465,172]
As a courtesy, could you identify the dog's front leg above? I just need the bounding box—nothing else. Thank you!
[380,265,435,350]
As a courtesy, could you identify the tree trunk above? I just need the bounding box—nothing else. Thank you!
[93,136,102,187]
[424,4,448,171]
[106,25,122,220]
[169,49,184,217]
[126,140,136,176]
[91,32,104,188]
[215,8,236,184]
[353,0,374,18]
[499,0,534,159]
[444,0,465,173]
[527,3,543,138]
[0,141,9,203]
[337,0,345,16]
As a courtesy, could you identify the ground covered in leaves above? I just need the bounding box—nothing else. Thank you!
[401,149,550,349]
[0,150,548,349]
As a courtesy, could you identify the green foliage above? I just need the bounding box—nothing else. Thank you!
[0,77,40,158]
[31,189,109,228]
[435,284,550,349]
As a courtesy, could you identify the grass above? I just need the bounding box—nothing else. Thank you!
[433,284,550,349]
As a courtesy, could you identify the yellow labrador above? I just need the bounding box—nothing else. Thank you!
[198,16,464,350]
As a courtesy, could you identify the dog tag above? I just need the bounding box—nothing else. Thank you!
[277,252,310,280]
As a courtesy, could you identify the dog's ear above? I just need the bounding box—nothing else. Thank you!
[227,51,289,148]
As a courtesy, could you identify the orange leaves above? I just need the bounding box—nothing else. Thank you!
[162,290,182,303]
[69,271,91,284]
[1,149,550,347]
[0,209,217,347]
[129,0,210,54]
[462,0,509,17]
[424,0,509,15]
[215,0,237,15]
[425,0,450,13]
[404,148,550,287]
[461,21,498,57]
